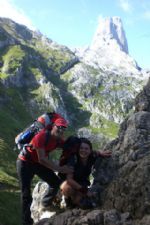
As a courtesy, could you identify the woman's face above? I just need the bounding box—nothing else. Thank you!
[79,142,91,159]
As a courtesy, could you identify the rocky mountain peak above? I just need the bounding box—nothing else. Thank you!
[91,16,128,54]
[75,16,142,75]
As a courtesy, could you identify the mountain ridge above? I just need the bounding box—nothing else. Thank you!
[75,16,144,76]
[0,16,149,140]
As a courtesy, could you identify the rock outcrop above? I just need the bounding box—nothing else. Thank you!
[35,209,134,225]
[101,78,150,221]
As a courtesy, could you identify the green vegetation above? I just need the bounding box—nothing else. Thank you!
[0,190,21,225]
[31,83,63,113]
[0,72,8,79]
[92,118,119,139]
[2,45,25,74]
[0,128,20,225]
[61,71,73,82]
[30,67,43,80]
[34,42,75,73]
[0,85,40,225]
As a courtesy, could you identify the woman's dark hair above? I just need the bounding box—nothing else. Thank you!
[59,136,81,167]
[79,137,93,151]
[63,136,81,151]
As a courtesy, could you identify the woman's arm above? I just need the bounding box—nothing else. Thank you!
[65,174,87,194]
[94,150,112,157]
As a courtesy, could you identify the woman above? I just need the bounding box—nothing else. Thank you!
[60,137,111,209]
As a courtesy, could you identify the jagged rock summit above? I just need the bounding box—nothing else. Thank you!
[76,16,142,76]
[91,17,129,54]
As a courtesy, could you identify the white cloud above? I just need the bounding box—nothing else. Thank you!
[0,0,35,30]
[118,0,132,13]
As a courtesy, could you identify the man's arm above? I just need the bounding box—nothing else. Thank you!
[36,147,73,174]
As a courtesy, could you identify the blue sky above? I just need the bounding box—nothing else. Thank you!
[0,0,150,69]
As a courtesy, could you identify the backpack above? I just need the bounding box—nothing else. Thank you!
[15,112,61,151]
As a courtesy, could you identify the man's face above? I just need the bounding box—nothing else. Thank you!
[51,125,66,138]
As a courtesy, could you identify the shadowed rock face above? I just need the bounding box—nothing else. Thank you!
[32,79,150,225]
[101,78,150,220]
[84,78,150,223]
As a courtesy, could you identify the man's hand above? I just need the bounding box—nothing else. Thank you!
[60,165,74,174]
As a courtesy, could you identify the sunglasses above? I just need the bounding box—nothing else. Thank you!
[56,126,66,131]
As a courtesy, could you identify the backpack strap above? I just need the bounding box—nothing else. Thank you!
[44,128,61,149]
[45,129,51,147]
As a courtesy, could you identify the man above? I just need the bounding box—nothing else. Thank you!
[16,116,73,225]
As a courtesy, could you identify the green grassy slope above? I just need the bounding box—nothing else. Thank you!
[0,86,33,225]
